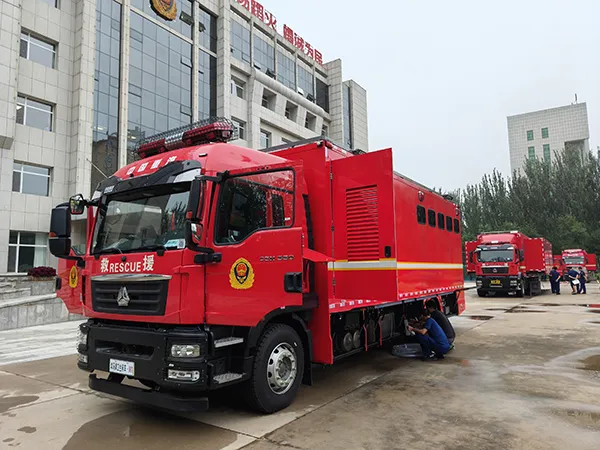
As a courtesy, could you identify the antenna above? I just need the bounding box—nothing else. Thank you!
[575,93,578,104]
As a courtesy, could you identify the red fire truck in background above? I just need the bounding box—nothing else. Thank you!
[50,119,465,414]
[561,249,597,276]
[466,231,552,297]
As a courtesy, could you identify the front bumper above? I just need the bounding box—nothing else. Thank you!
[89,374,209,412]
[477,275,520,290]
[78,320,215,411]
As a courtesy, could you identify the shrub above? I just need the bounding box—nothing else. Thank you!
[27,266,57,278]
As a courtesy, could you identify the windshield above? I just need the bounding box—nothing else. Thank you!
[92,184,190,254]
[564,256,584,265]
[478,249,514,263]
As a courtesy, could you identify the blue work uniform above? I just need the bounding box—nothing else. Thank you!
[578,269,587,294]
[567,268,579,293]
[549,269,561,294]
[416,317,450,357]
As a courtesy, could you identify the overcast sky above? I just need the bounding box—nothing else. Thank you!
[263,0,600,191]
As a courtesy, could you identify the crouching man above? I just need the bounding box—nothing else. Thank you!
[408,310,450,361]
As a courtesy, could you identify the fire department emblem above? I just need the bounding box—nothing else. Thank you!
[151,0,177,21]
[229,258,255,290]
[69,265,78,288]
[117,286,131,307]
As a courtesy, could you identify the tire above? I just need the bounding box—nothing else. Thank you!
[245,324,304,414]
[477,289,487,297]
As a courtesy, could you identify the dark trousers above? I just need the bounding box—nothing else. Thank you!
[551,280,560,294]
[416,334,449,356]
[578,281,586,294]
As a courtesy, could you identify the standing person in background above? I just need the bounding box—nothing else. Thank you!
[578,267,587,294]
[567,267,580,295]
[549,266,561,295]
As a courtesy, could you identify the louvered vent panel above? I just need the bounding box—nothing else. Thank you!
[346,185,379,261]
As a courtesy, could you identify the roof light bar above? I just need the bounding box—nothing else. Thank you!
[135,117,236,158]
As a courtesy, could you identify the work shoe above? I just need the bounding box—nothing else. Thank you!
[422,352,439,361]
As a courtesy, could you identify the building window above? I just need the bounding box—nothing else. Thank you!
[127,11,192,163]
[262,89,276,111]
[12,163,51,196]
[298,62,314,98]
[343,84,353,149]
[321,124,329,137]
[198,49,217,119]
[305,112,316,131]
[232,77,245,99]
[93,0,121,193]
[8,231,48,273]
[528,146,535,159]
[231,118,245,140]
[437,212,445,230]
[277,45,296,91]
[198,8,217,52]
[542,127,549,139]
[20,31,56,69]
[428,209,436,227]
[526,130,534,141]
[260,129,271,148]
[253,28,275,75]
[16,95,53,131]
[316,78,329,112]
[40,0,58,7]
[230,14,251,63]
[543,144,551,162]
[285,102,298,121]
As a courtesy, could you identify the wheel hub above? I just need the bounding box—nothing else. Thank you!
[267,343,297,395]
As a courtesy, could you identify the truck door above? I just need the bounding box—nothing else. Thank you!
[56,248,83,315]
[204,163,305,327]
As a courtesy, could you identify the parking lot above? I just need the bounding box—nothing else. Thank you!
[2,285,600,449]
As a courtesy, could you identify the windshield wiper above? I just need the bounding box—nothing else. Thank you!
[130,243,178,253]
[93,247,123,255]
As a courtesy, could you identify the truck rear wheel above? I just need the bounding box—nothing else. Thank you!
[245,323,304,414]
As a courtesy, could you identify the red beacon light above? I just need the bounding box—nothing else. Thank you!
[135,117,235,158]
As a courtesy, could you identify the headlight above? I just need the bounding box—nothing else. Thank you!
[77,329,88,347]
[171,344,201,358]
[476,280,482,286]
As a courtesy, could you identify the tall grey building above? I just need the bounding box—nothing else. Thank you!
[507,103,589,174]
[0,0,369,273]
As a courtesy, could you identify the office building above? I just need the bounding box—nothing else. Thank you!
[0,0,369,272]
[507,103,589,174]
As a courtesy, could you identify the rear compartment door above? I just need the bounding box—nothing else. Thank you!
[523,238,545,273]
[330,149,396,301]
[203,162,305,327]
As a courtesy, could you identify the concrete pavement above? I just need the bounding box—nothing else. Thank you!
[1,288,600,449]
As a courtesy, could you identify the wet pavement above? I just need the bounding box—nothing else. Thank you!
[2,286,600,449]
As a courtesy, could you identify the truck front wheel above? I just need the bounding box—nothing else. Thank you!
[246,323,304,414]
[477,289,487,297]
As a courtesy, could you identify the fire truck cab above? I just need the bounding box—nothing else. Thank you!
[50,119,465,414]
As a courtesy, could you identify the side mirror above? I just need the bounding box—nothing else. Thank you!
[69,194,86,215]
[187,177,206,221]
[49,204,72,258]
[190,223,203,246]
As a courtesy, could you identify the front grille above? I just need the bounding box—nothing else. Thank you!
[91,280,169,316]
[482,267,509,275]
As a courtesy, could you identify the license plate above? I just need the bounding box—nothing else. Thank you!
[490,279,502,285]
[109,359,135,376]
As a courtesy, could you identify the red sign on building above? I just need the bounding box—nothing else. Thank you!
[236,0,323,65]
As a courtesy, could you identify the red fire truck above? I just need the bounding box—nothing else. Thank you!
[466,231,552,297]
[50,119,465,414]
[561,249,597,275]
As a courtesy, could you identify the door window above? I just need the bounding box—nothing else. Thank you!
[215,170,294,244]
